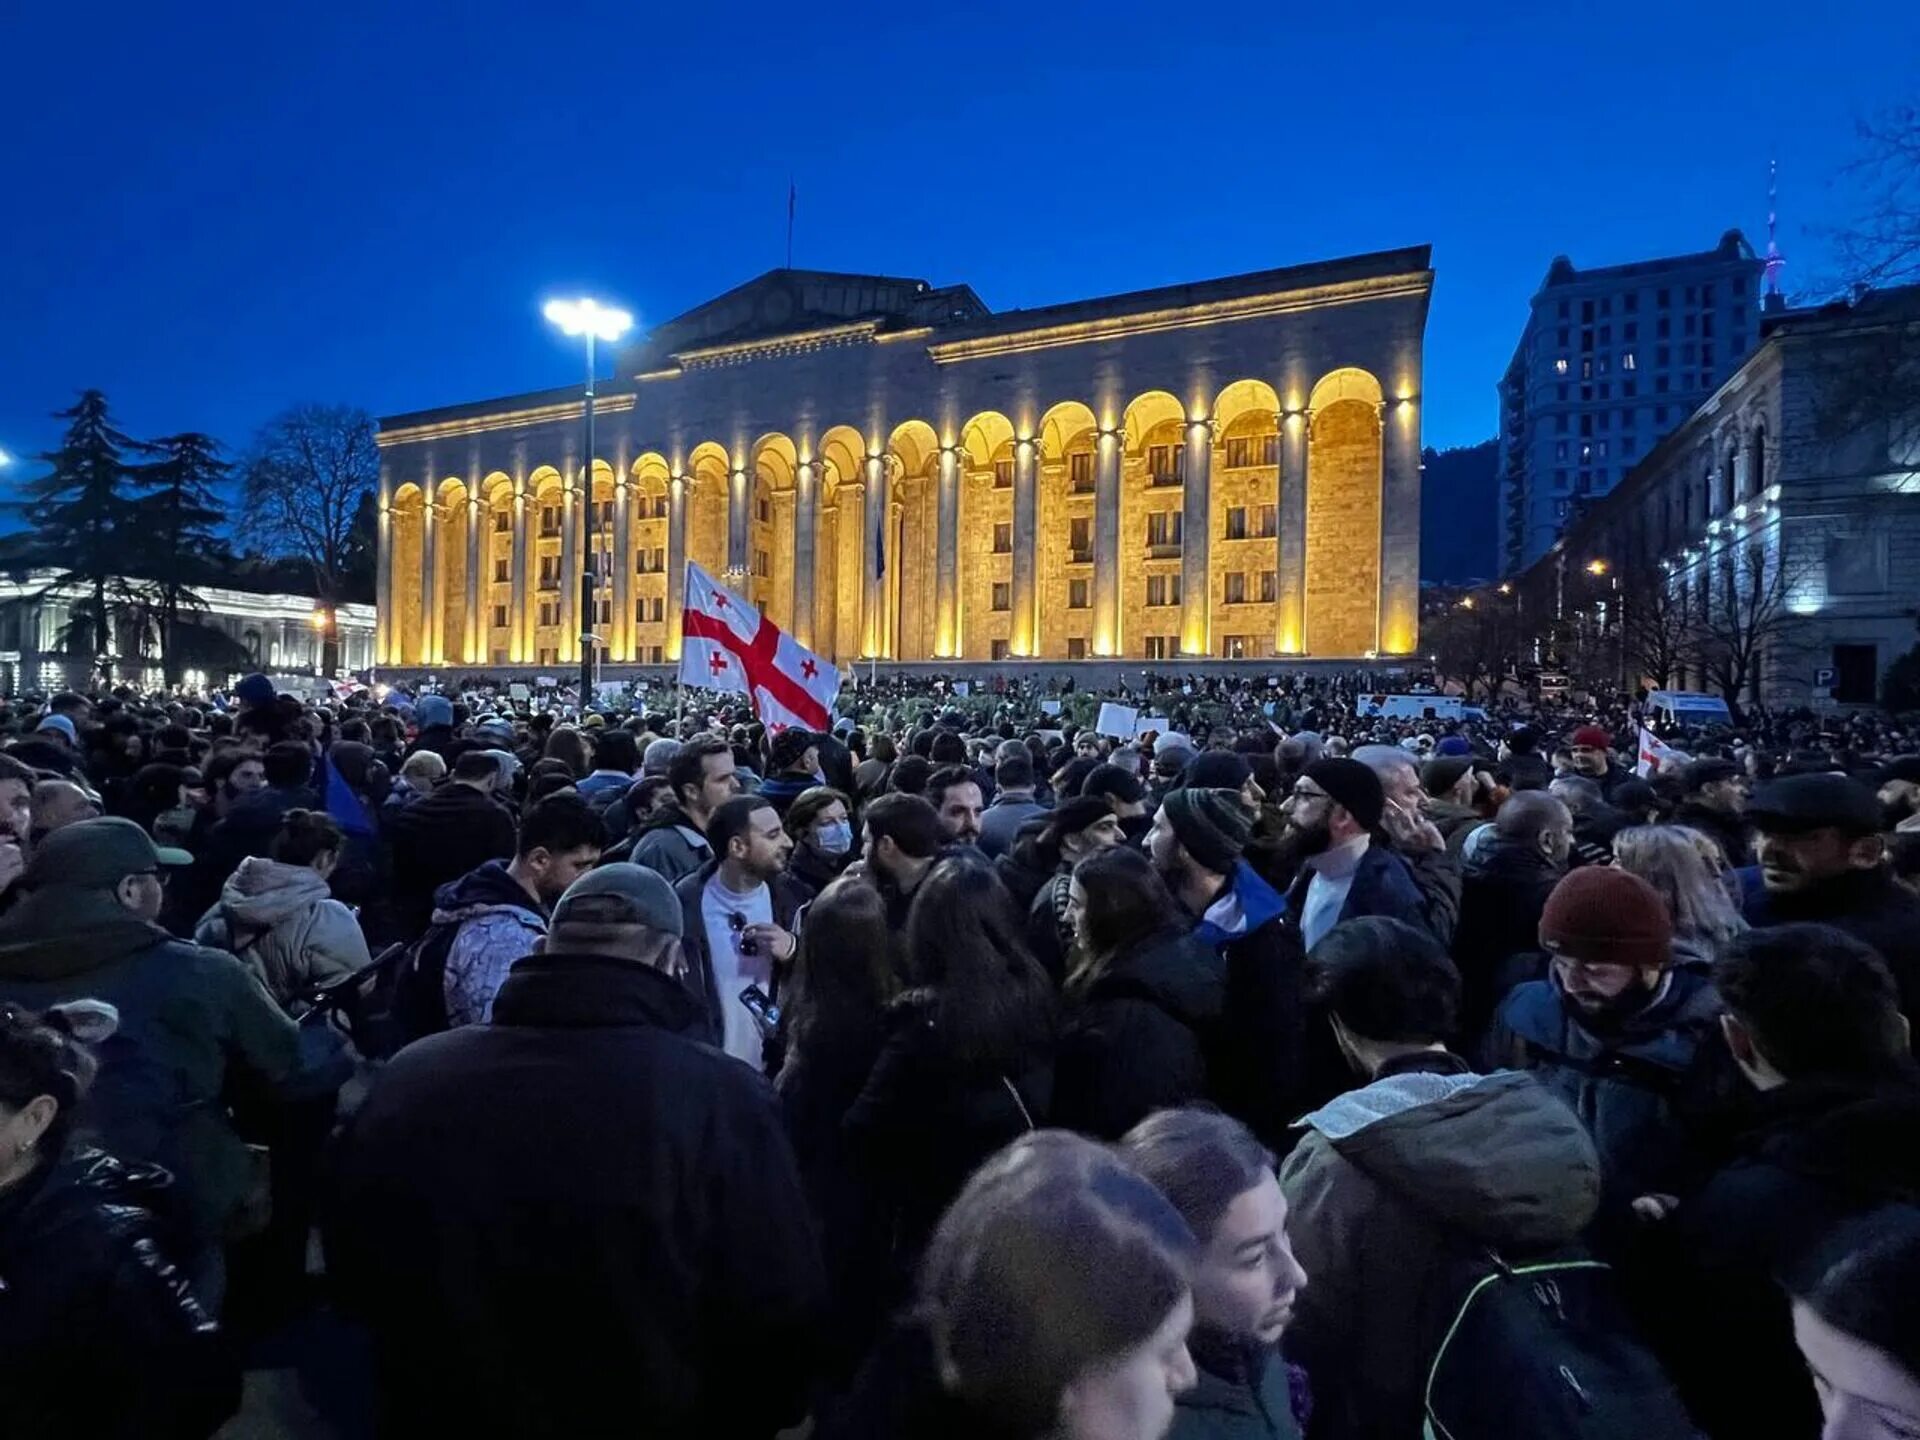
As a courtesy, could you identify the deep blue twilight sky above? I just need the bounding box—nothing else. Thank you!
[4,1,1915,478]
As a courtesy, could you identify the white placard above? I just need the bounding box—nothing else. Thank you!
[1095,702,1140,739]
[507,684,530,701]
[1039,699,1062,716]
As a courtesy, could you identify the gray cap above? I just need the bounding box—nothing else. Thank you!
[549,862,682,937]
[642,737,683,776]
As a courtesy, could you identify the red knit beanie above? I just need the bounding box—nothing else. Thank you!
[1538,867,1672,970]
[1569,725,1612,750]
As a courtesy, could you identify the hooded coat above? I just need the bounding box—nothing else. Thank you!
[195,856,372,1009]
[627,803,715,886]
[1279,1063,1601,1439]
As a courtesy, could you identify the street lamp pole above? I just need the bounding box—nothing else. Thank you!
[544,298,633,708]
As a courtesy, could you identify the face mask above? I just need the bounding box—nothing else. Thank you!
[816,820,854,856]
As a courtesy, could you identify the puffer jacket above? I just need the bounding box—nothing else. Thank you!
[431,859,548,1028]
[0,1147,239,1439]
[195,856,372,1010]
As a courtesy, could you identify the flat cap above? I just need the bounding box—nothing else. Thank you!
[1746,773,1884,836]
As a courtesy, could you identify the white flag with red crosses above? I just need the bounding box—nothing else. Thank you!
[677,562,839,733]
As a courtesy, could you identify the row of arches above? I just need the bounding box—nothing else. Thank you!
[380,367,1406,666]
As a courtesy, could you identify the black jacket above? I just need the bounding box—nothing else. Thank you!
[326,951,827,1439]
[1452,840,1566,1041]
[183,782,319,926]
[1650,1075,1920,1439]
[1673,800,1753,869]
[384,780,518,940]
[1054,926,1226,1139]
[821,1316,1036,1440]
[673,860,812,1053]
[787,836,852,899]
[0,1148,238,1440]
[1744,867,1920,1045]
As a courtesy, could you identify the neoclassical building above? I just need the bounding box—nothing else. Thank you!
[375,248,1431,670]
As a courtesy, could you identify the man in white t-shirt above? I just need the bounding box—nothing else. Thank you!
[675,794,803,1069]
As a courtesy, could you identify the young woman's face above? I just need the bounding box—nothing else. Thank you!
[1795,1300,1920,1440]
[1059,1292,1196,1440]
[1191,1174,1308,1346]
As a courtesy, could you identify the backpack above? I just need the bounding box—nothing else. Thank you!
[1423,1248,1698,1440]
[387,919,461,1044]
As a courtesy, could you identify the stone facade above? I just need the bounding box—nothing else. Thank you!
[375,251,1432,672]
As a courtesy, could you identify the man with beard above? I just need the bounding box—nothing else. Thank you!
[1279,759,1431,952]
[1566,723,1635,803]
[1742,771,1920,1044]
[924,765,984,850]
[1673,757,1754,868]
[1491,866,1722,1232]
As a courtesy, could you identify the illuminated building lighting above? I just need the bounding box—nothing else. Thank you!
[1768,485,1782,503]
[310,609,330,630]
[1733,503,1748,521]
[1586,559,1608,576]
[1497,582,1513,595]
[543,297,634,343]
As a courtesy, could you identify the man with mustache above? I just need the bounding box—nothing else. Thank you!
[1492,866,1722,1232]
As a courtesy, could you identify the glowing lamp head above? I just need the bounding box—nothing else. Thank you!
[1586,559,1609,576]
[0,447,12,468]
[544,297,634,343]
[1497,582,1513,595]
[310,609,330,630]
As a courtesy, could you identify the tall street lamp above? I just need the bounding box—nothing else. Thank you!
[544,297,634,703]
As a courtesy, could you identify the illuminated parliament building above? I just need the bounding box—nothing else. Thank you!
[374,246,1432,671]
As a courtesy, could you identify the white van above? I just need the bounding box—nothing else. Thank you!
[1647,690,1733,727]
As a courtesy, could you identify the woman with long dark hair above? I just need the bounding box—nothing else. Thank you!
[845,856,1057,1275]
[1053,847,1225,1138]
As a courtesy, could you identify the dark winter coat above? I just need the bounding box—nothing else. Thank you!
[627,803,715,886]
[1452,839,1566,1039]
[1053,926,1225,1138]
[326,950,827,1439]
[384,780,518,939]
[1673,799,1754,869]
[0,1148,239,1440]
[757,770,816,817]
[1193,864,1311,1146]
[1279,1061,1602,1440]
[1283,841,1437,943]
[1169,1326,1309,1440]
[819,1315,1039,1440]
[1744,866,1920,1047]
[786,835,851,899]
[673,860,811,1051]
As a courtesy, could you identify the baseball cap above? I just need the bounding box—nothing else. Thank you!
[549,862,683,937]
[27,816,193,891]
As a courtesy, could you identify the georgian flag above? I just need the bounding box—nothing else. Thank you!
[1636,725,1674,779]
[678,561,840,733]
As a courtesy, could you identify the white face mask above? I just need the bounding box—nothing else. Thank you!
[816,819,854,856]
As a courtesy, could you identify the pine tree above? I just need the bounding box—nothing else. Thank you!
[129,433,233,684]
[12,391,144,681]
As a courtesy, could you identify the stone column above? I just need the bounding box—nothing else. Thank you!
[510,482,530,663]
[840,479,866,661]
[1277,412,1309,654]
[793,460,818,649]
[611,477,633,661]
[1379,397,1421,654]
[375,469,393,665]
[558,464,579,663]
[666,477,689,661]
[863,453,890,658]
[935,444,962,657]
[1180,418,1213,657]
[1092,427,1123,656]
[1011,437,1040,657]
[421,488,440,665]
[727,465,750,580]
[465,492,483,665]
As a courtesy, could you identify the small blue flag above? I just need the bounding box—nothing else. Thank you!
[322,756,376,839]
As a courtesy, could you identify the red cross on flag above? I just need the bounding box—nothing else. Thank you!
[678,561,841,733]
[1636,724,1674,779]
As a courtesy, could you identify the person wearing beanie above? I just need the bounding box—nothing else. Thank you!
[1279,758,1430,955]
[1566,723,1634,803]
[1149,788,1303,1144]
[1080,762,1151,843]
[1005,794,1128,983]
[1419,756,1482,854]
[1492,865,1723,1222]
[1184,749,1263,812]
[405,694,458,762]
[757,730,823,818]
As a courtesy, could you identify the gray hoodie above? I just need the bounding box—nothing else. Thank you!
[196,856,371,1009]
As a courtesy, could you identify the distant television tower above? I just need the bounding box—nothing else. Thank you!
[1763,157,1787,311]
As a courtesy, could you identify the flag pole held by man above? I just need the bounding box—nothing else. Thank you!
[677,561,841,734]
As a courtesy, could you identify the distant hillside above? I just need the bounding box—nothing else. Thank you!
[1420,439,1499,584]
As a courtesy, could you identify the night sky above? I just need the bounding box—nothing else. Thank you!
[5,1,1914,476]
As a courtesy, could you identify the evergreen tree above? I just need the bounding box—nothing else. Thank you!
[129,433,233,684]
[11,391,144,680]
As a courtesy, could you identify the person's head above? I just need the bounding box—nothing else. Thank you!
[1548,774,1605,816]
[996,752,1036,795]
[864,792,943,888]
[624,773,675,826]
[397,749,446,795]
[1282,758,1384,855]
[1149,787,1252,892]
[591,729,640,777]
[47,691,93,724]
[0,753,35,847]
[905,857,1055,1068]
[1716,924,1910,1092]
[1685,757,1748,815]
[784,876,897,1058]
[1305,916,1461,1076]
[1046,796,1126,872]
[918,1130,1198,1440]
[33,713,77,748]
[29,778,97,845]
[1349,743,1421,810]
[1120,1108,1306,1348]
[1066,847,1180,986]
[262,740,314,791]
[540,863,684,973]
[25,816,192,922]
[641,736,682,778]
[927,765,985,846]
[1749,774,1888,896]
[1493,790,1574,867]
[1790,1208,1920,1440]
[1612,824,1747,949]
[1420,756,1476,809]
[1185,751,1259,811]
[710,795,792,884]
[1083,763,1148,818]
[1073,731,1104,760]
[1567,725,1614,778]
[889,753,933,797]
[767,727,821,779]
[451,748,506,794]
[0,1002,105,1190]
[541,725,592,779]
[785,786,853,859]
[511,794,605,906]
[269,808,344,879]
[1538,866,1674,1024]
[667,736,740,825]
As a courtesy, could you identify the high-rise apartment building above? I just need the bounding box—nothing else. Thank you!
[1498,231,1762,572]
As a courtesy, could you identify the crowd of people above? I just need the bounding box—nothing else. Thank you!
[4,668,1920,1438]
